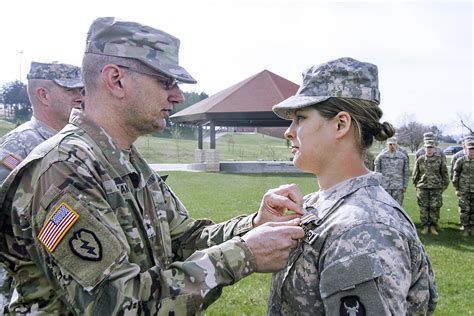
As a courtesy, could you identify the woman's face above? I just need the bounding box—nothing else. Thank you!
[284,107,333,173]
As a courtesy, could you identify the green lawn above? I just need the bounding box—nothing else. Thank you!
[164,171,473,315]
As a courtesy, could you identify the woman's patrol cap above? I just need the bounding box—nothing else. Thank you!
[85,17,197,84]
[272,57,380,120]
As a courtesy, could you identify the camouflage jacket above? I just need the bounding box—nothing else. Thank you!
[0,110,256,315]
[416,147,446,163]
[374,150,409,189]
[413,155,449,189]
[268,173,437,315]
[450,149,466,179]
[0,117,56,183]
[452,156,474,192]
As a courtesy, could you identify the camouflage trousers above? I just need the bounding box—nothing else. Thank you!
[386,189,405,206]
[416,188,443,226]
[0,268,11,314]
[458,192,474,227]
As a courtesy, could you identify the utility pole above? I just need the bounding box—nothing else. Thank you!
[19,50,23,82]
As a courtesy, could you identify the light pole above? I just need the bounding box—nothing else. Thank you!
[19,50,23,82]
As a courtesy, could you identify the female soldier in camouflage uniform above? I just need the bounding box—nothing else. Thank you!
[452,140,474,236]
[413,140,450,235]
[268,57,438,315]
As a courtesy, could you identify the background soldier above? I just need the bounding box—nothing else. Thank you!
[416,132,446,163]
[0,17,304,315]
[413,140,450,235]
[452,140,474,236]
[375,137,409,205]
[451,135,473,179]
[0,61,83,313]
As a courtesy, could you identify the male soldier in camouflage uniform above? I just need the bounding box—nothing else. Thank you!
[416,132,446,163]
[375,137,409,205]
[450,135,473,179]
[0,17,305,315]
[0,61,83,313]
[452,140,474,236]
[268,57,437,315]
[413,140,450,235]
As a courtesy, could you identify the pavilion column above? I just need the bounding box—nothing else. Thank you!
[205,121,220,172]
[210,121,216,149]
[194,125,205,163]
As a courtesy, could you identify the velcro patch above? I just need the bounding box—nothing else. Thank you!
[1,153,21,170]
[37,202,79,252]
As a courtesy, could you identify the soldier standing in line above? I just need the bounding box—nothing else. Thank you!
[375,137,409,205]
[0,17,304,315]
[416,132,447,163]
[413,140,450,235]
[452,140,474,236]
[0,61,83,313]
[451,135,473,179]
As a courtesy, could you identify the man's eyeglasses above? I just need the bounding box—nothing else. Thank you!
[116,65,179,90]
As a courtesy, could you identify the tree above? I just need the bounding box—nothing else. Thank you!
[397,120,431,152]
[0,81,31,122]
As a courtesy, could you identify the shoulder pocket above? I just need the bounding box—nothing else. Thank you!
[34,185,127,292]
[320,252,389,315]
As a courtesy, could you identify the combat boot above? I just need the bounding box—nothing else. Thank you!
[430,226,439,235]
[421,226,429,235]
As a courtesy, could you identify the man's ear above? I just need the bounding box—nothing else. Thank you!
[334,111,352,139]
[36,87,50,105]
[101,64,126,98]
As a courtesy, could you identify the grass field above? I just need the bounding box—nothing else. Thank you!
[164,171,473,315]
[1,119,472,314]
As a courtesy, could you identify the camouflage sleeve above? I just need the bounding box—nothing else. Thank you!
[450,156,457,178]
[413,159,420,186]
[319,223,434,315]
[440,159,449,190]
[452,159,462,191]
[403,156,409,189]
[16,160,256,315]
[0,133,30,159]
[0,150,22,183]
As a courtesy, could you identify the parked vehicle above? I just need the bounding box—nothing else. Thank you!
[443,145,463,155]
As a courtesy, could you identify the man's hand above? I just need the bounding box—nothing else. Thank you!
[242,219,304,272]
[253,184,305,227]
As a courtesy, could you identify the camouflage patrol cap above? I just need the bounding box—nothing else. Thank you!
[424,140,435,147]
[462,135,474,144]
[423,132,435,140]
[387,137,397,144]
[467,141,474,149]
[273,57,380,119]
[27,62,83,88]
[85,17,197,84]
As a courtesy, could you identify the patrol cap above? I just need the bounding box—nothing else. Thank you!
[387,137,397,145]
[27,62,83,89]
[424,140,435,147]
[467,141,474,149]
[462,135,474,144]
[423,132,435,140]
[85,17,197,84]
[273,57,380,119]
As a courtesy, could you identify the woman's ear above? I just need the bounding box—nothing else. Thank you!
[335,111,352,139]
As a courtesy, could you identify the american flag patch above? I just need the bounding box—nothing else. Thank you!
[37,202,80,252]
[1,153,21,170]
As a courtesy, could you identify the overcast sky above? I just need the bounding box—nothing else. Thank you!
[0,0,472,135]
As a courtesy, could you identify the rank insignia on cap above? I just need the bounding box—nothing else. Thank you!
[37,202,80,252]
[1,153,21,171]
